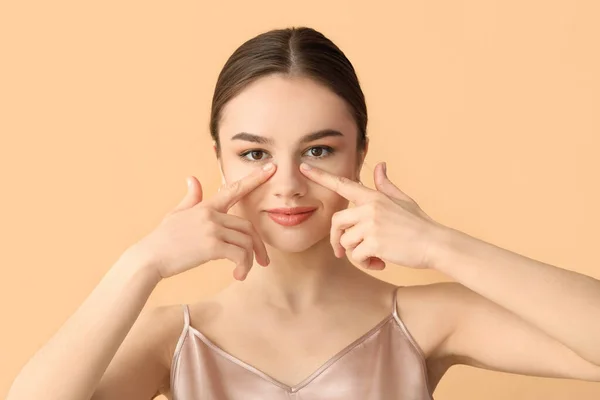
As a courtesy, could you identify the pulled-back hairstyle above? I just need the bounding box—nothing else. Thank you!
[209,27,368,158]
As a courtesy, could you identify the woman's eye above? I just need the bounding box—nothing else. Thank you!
[239,146,334,162]
[303,146,333,158]
[240,150,269,162]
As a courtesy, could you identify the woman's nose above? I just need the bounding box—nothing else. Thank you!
[268,159,308,199]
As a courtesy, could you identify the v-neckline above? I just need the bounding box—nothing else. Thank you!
[187,313,395,393]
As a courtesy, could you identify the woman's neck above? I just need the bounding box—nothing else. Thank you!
[230,237,365,313]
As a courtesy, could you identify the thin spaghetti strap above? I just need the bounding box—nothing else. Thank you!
[171,304,191,389]
[182,304,190,329]
[392,285,402,317]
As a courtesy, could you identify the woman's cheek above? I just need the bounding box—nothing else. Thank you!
[228,191,262,220]
[315,185,350,214]
[320,155,356,178]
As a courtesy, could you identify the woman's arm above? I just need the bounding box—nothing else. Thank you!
[298,162,600,379]
[6,245,163,400]
[429,225,600,367]
[6,167,277,400]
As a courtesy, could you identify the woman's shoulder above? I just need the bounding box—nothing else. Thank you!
[90,303,190,399]
[394,282,467,359]
[143,304,191,364]
[142,301,211,396]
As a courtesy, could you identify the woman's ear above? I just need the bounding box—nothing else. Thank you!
[213,140,226,185]
[356,136,369,179]
[218,162,225,185]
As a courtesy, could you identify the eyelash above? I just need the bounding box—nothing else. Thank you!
[238,146,335,163]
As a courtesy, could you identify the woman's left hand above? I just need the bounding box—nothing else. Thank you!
[299,161,444,270]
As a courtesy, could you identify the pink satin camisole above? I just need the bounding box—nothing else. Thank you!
[170,286,434,399]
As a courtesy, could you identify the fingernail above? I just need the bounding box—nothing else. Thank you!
[382,162,387,175]
[300,163,311,171]
[263,162,274,171]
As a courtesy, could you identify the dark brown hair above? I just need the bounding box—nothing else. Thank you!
[209,27,368,158]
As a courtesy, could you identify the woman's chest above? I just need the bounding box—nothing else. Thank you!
[188,311,397,388]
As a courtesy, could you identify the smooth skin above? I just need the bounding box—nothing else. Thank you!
[8,158,600,400]
[6,163,278,400]
[299,161,600,383]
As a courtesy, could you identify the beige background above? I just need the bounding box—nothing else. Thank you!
[1,0,599,398]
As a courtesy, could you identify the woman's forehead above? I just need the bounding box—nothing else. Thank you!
[219,74,357,143]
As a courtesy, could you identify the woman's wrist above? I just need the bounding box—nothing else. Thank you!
[424,222,462,272]
[117,243,164,288]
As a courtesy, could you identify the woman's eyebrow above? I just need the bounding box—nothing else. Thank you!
[300,129,344,143]
[231,129,343,145]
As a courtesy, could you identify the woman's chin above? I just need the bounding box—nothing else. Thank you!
[262,234,325,254]
[258,226,329,253]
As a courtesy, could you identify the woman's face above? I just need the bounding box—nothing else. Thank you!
[217,73,366,253]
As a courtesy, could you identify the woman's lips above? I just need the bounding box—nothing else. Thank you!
[265,207,317,227]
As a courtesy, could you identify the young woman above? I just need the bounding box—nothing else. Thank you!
[7,27,600,400]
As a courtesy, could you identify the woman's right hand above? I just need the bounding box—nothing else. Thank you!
[131,162,276,282]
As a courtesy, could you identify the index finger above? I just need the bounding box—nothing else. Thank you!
[209,163,276,212]
[299,163,374,204]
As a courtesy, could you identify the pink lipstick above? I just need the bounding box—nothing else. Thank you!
[266,207,317,227]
